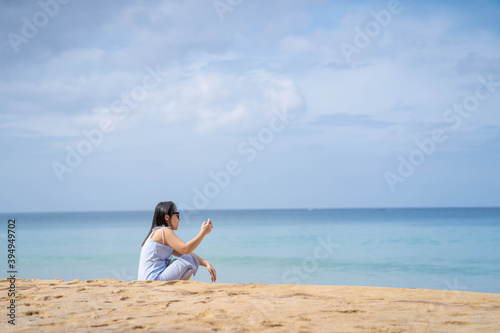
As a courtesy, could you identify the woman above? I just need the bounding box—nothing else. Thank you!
[138,201,216,282]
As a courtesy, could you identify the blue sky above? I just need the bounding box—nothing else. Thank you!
[1,0,499,212]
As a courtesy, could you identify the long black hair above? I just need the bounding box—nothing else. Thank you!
[141,201,176,247]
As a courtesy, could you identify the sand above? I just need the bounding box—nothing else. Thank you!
[1,278,499,332]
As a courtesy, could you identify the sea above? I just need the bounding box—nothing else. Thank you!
[2,207,499,294]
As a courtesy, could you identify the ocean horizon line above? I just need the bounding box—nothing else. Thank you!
[2,205,500,215]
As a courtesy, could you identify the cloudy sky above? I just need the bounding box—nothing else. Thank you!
[1,0,499,213]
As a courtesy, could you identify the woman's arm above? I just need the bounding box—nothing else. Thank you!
[171,249,186,259]
[191,252,208,267]
[192,252,216,281]
[157,220,212,254]
[162,229,205,254]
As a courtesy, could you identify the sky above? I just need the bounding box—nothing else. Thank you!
[1,0,499,213]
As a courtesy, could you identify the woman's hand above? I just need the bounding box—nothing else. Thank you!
[201,218,213,235]
[206,262,217,282]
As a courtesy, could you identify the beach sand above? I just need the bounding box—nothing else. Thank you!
[1,278,499,332]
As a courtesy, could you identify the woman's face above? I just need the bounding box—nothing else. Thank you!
[166,207,180,230]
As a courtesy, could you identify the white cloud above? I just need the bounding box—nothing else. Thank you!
[145,67,306,134]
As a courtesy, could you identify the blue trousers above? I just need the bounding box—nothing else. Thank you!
[157,254,200,281]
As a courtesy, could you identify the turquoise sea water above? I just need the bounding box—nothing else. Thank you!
[1,208,499,293]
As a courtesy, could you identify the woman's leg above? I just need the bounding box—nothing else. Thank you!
[157,254,200,281]
[177,254,199,280]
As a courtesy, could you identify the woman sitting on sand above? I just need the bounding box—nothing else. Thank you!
[138,201,216,282]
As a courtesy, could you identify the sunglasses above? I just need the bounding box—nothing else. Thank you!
[171,212,180,217]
